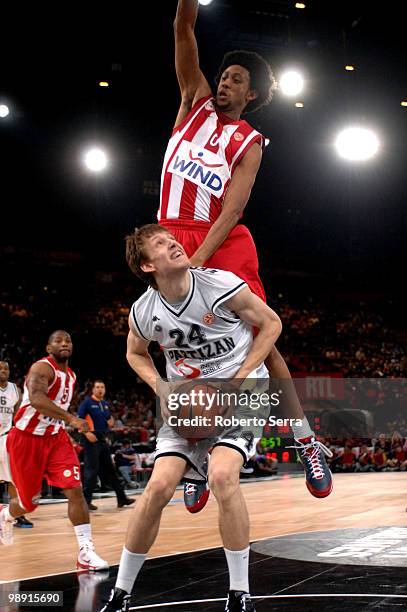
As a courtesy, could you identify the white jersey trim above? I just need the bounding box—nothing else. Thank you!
[211,281,247,321]
[131,303,149,340]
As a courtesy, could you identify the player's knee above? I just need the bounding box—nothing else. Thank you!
[63,486,83,501]
[145,478,175,507]
[209,467,239,500]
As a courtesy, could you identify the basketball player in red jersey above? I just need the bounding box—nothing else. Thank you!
[159,0,332,511]
[0,331,108,571]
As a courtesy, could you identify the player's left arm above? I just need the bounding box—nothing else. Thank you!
[224,286,282,381]
[190,143,262,266]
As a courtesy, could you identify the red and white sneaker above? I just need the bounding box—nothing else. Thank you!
[0,504,14,546]
[183,480,210,513]
[77,542,109,571]
[289,436,333,498]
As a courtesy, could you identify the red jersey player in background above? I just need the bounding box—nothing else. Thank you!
[158,0,332,512]
[0,330,108,571]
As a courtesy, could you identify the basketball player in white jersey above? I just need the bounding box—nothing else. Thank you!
[101,224,283,612]
[159,0,332,509]
[0,332,108,571]
[0,361,34,529]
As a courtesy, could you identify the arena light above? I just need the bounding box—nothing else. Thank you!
[279,71,304,96]
[199,0,213,5]
[401,101,407,107]
[295,101,304,108]
[0,104,10,118]
[99,81,109,87]
[335,127,379,161]
[83,147,108,172]
[345,65,355,71]
[295,3,306,8]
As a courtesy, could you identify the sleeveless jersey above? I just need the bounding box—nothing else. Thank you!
[158,96,264,223]
[0,382,19,435]
[14,356,76,436]
[130,267,268,380]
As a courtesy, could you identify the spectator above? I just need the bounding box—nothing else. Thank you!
[355,445,374,472]
[372,446,387,471]
[374,433,391,453]
[339,444,357,472]
[386,444,407,471]
[78,380,135,510]
[114,440,140,488]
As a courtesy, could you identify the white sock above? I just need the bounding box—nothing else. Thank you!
[74,523,92,549]
[224,546,250,593]
[291,415,314,441]
[1,506,14,522]
[116,547,146,594]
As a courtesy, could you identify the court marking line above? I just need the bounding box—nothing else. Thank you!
[2,524,400,584]
[129,593,407,609]
[271,563,339,596]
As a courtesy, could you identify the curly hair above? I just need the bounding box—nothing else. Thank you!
[125,224,170,290]
[215,50,277,114]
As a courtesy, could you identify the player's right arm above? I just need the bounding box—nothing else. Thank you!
[28,362,89,432]
[173,0,211,128]
[127,317,161,395]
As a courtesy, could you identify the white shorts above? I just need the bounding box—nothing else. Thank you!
[0,433,12,482]
[155,423,260,482]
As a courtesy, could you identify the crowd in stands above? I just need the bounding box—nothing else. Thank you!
[320,431,407,473]
[274,296,406,378]
[1,258,406,495]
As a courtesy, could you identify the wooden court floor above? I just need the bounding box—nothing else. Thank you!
[1,472,406,583]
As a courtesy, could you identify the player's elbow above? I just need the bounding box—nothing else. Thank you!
[272,313,283,339]
[173,18,194,38]
[261,312,282,342]
[126,350,135,365]
[29,390,45,410]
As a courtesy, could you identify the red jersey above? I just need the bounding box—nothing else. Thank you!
[158,95,264,223]
[14,356,76,436]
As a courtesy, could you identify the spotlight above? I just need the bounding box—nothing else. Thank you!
[0,104,10,118]
[199,0,213,4]
[83,148,108,172]
[99,81,109,87]
[335,127,379,161]
[279,71,304,96]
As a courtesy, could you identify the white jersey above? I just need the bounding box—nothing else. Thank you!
[0,382,19,436]
[130,267,268,380]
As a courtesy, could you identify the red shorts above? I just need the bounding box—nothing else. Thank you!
[159,220,266,302]
[7,428,81,512]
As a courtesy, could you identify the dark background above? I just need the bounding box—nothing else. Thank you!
[1,1,405,273]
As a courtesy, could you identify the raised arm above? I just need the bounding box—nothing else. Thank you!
[190,143,262,266]
[173,0,211,128]
[223,287,282,381]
